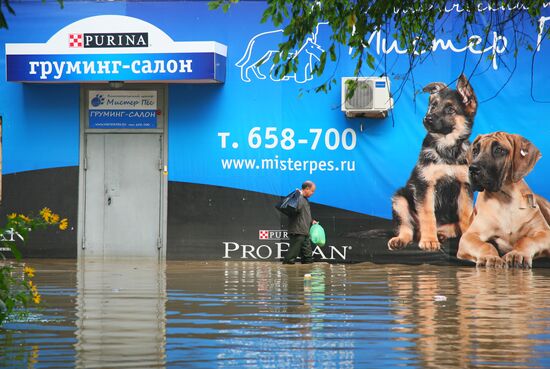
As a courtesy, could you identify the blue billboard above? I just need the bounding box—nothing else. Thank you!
[0,1,549,263]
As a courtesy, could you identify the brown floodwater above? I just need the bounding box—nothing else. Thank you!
[1,259,550,369]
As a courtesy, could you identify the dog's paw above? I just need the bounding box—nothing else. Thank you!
[476,255,507,268]
[503,251,533,269]
[388,237,411,250]
[418,238,441,251]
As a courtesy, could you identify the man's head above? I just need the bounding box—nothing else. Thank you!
[302,180,316,198]
[468,132,541,192]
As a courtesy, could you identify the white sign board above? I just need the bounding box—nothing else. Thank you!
[88,90,157,129]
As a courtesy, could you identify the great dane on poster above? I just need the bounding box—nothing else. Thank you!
[458,132,550,268]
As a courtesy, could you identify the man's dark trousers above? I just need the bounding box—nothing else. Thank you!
[284,234,313,263]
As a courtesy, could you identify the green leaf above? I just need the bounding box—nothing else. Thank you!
[5,0,16,15]
[8,243,22,260]
[281,48,289,60]
[329,44,336,62]
[366,53,375,69]
[0,11,8,29]
[274,12,283,26]
[208,1,221,10]
[318,52,327,76]
[6,298,14,311]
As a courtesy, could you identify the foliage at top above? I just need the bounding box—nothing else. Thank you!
[210,0,550,94]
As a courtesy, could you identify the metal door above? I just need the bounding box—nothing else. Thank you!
[83,133,162,257]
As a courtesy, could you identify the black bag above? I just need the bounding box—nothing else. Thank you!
[275,190,300,216]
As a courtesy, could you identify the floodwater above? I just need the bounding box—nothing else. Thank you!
[1,260,550,369]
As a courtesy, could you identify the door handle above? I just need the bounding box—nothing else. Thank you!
[107,196,112,206]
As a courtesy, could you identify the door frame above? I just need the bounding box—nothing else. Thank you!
[77,83,168,259]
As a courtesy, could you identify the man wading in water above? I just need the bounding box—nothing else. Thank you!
[283,181,318,265]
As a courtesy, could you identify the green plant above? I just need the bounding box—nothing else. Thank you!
[210,1,549,96]
[0,208,68,325]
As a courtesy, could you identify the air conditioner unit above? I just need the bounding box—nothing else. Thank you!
[341,77,394,118]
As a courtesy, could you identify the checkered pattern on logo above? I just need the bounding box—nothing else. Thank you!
[69,34,83,48]
[259,230,269,240]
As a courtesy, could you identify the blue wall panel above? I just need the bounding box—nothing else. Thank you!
[1,1,549,220]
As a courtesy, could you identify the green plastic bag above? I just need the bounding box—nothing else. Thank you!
[309,223,326,247]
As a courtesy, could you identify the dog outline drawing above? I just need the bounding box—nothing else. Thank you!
[235,22,328,83]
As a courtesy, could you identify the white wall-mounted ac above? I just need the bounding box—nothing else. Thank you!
[341,77,393,118]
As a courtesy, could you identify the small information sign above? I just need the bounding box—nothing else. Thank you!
[88,90,157,129]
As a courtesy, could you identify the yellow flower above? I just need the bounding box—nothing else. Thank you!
[40,207,52,222]
[30,345,39,362]
[59,219,69,231]
[24,266,35,277]
[28,280,34,287]
[33,294,41,304]
[18,214,31,222]
[7,213,17,219]
[50,213,60,224]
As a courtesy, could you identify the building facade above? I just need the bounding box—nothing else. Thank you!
[1,1,549,263]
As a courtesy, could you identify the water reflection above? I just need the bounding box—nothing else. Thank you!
[385,266,550,369]
[1,260,550,369]
[213,263,356,369]
[75,258,166,368]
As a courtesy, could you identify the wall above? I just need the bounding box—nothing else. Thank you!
[1,1,549,263]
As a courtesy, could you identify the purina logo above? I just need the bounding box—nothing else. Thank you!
[259,230,288,240]
[69,34,83,48]
[69,33,148,48]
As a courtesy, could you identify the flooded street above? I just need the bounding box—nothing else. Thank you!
[1,259,550,369]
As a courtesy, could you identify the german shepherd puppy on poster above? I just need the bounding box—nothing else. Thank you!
[388,74,478,251]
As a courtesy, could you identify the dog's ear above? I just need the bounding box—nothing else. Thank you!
[457,74,477,117]
[422,82,447,95]
[467,135,482,164]
[510,134,542,183]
